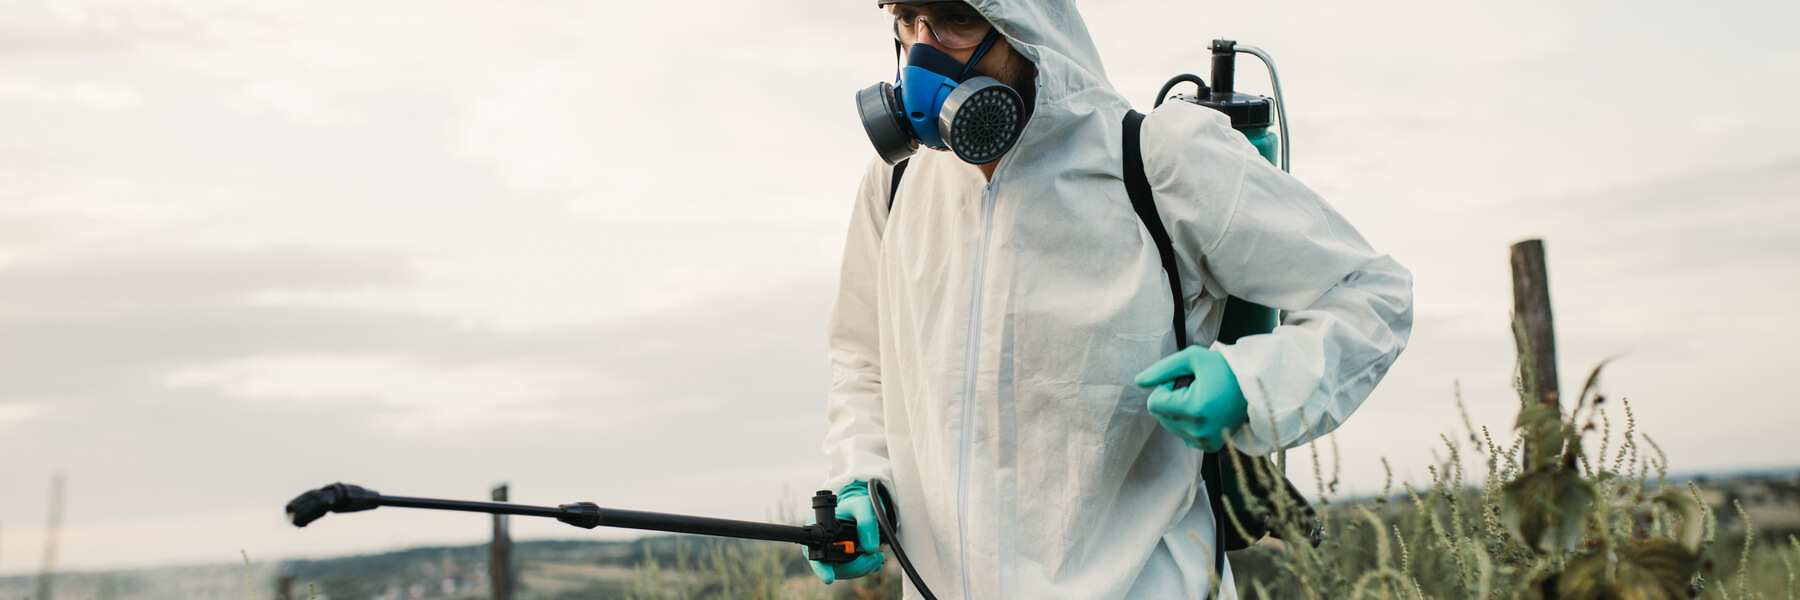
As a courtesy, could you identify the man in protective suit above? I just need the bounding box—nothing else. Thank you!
[816,0,1414,598]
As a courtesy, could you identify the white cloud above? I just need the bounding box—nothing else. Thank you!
[68,81,141,109]
[0,75,54,100]
[163,354,629,431]
[1690,112,1750,135]
[0,402,47,428]
[0,76,142,109]
[222,76,357,125]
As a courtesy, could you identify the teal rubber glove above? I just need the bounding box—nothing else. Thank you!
[1135,346,1251,452]
[805,480,886,584]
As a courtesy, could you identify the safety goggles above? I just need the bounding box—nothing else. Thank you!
[888,4,992,50]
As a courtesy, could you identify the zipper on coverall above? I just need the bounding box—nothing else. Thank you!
[957,181,998,600]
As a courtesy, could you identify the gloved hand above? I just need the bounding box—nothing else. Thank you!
[1135,346,1250,452]
[806,480,887,584]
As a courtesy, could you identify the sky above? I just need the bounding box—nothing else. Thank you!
[1,0,1797,575]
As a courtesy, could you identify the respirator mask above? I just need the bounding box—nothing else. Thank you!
[855,20,1027,166]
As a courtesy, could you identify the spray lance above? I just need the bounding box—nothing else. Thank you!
[285,40,1310,600]
[285,480,939,598]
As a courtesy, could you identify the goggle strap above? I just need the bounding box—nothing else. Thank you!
[957,29,1005,81]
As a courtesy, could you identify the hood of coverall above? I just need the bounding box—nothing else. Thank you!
[956,0,1134,172]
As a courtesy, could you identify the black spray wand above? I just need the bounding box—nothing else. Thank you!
[285,482,876,564]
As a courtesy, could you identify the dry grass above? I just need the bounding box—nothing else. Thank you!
[1222,362,1796,599]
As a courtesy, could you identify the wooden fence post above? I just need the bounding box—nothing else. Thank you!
[1510,239,1560,411]
[491,483,513,600]
[275,571,295,600]
[35,471,64,600]
[1511,239,1561,464]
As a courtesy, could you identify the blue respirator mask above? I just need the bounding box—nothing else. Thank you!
[855,30,1027,165]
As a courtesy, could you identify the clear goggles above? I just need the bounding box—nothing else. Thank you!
[888,5,993,50]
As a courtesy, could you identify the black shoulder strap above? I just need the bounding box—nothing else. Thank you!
[1122,110,1189,350]
[1124,109,1230,580]
[887,158,910,214]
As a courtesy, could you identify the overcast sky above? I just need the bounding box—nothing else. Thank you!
[1,0,1796,574]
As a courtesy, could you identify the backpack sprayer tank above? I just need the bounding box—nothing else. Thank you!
[1157,39,1288,357]
[1154,40,1324,568]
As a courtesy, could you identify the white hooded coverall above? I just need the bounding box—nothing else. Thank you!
[822,1,1414,598]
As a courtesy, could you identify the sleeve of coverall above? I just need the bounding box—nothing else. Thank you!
[1140,103,1415,455]
[820,157,895,493]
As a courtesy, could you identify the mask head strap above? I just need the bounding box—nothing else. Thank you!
[893,38,905,78]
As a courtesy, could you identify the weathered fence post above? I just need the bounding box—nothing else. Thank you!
[491,483,513,600]
[275,570,295,600]
[1510,239,1560,411]
[1510,239,1561,463]
[35,471,65,600]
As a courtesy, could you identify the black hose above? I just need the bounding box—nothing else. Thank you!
[869,480,937,600]
[1154,74,1208,108]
